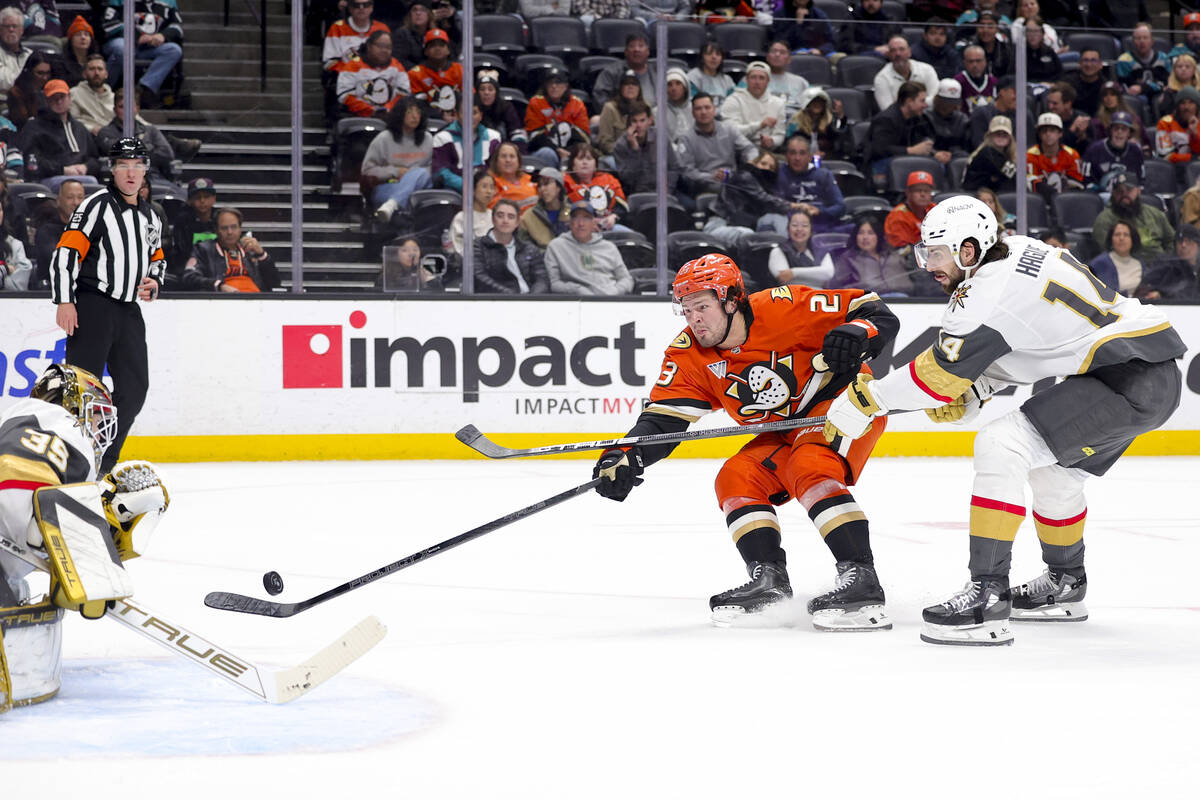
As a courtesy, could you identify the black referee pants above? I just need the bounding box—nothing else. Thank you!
[65,289,149,473]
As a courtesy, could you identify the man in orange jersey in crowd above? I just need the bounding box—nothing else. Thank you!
[884,169,936,248]
[592,254,900,631]
[322,0,389,70]
[1027,112,1084,198]
[408,28,462,120]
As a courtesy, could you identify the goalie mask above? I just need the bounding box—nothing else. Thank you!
[914,195,998,276]
[30,364,117,469]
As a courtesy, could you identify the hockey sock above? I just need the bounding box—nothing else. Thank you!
[806,491,873,564]
[734,528,786,567]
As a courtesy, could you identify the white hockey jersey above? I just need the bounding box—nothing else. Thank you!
[874,236,1187,409]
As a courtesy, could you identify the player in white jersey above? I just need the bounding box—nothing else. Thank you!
[822,195,1186,646]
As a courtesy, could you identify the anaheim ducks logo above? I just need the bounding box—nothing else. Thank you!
[725,352,804,422]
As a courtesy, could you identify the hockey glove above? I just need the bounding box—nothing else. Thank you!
[593,448,644,502]
[101,461,169,561]
[823,373,887,442]
[821,321,874,374]
[924,384,990,425]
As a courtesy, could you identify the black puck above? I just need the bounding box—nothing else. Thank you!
[263,570,285,596]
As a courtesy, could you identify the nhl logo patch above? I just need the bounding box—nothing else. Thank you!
[707,360,727,378]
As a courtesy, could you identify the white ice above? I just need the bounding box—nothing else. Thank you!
[4,456,1198,798]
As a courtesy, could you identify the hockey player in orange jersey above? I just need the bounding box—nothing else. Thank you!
[592,255,900,630]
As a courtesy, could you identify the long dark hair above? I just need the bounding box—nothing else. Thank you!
[12,51,55,101]
[1105,220,1142,254]
[849,215,891,256]
[387,96,427,145]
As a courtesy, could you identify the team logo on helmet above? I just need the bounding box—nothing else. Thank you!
[724,352,803,422]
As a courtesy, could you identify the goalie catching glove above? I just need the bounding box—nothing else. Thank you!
[101,460,169,561]
[593,448,644,502]
[823,373,888,442]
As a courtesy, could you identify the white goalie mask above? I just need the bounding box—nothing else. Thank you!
[914,195,999,275]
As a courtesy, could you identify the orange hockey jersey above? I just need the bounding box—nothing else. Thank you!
[565,172,628,215]
[322,19,390,69]
[1026,144,1084,192]
[523,94,590,139]
[408,61,464,109]
[1154,114,1200,163]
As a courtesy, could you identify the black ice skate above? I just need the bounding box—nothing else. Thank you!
[1012,568,1088,622]
[709,561,792,627]
[806,560,891,631]
[920,578,1013,646]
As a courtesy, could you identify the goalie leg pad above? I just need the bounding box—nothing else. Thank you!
[0,599,64,709]
[33,483,134,607]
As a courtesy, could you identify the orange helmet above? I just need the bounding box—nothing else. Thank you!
[672,253,745,303]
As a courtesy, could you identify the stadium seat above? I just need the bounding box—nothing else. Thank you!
[410,190,462,242]
[23,38,62,56]
[811,231,850,262]
[331,117,386,193]
[7,182,53,217]
[668,231,731,267]
[514,54,570,95]
[627,205,694,240]
[616,240,658,270]
[789,54,834,86]
[476,14,526,60]
[722,58,748,86]
[627,266,661,293]
[813,0,850,21]
[880,1,905,21]
[1064,32,1119,62]
[997,192,1048,229]
[695,193,720,217]
[530,17,588,60]
[825,87,870,122]
[664,21,707,60]
[578,54,620,87]
[735,232,786,290]
[627,192,685,213]
[836,55,883,90]
[1187,160,1200,190]
[713,24,766,60]
[1142,159,1178,198]
[590,18,645,56]
[948,156,969,190]
[1052,192,1105,234]
[887,156,945,193]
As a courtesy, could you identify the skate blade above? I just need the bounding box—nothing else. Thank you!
[711,600,798,629]
[812,604,892,632]
[919,619,1013,646]
[1011,601,1088,622]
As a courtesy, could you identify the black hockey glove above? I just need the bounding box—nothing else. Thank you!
[593,448,644,502]
[821,322,872,374]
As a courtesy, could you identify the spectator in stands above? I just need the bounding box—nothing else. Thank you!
[1045,82,1091,152]
[6,53,53,129]
[1155,87,1200,165]
[1116,22,1170,102]
[909,0,970,25]
[1010,0,1064,53]
[525,68,589,167]
[179,207,280,293]
[323,0,389,70]
[866,81,935,186]
[32,178,84,289]
[955,0,1011,36]
[1086,220,1138,295]
[775,133,845,233]
[686,42,734,113]
[0,112,19,174]
[925,78,970,164]
[1089,82,1148,149]
[391,1,435,69]
[662,68,693,146]
[594,33,655,109]
[488,141,536,210]
[0,7,30,112]
[967,75,1035,149]
[518,167,570,250]
[520,0,571,19]
[884,170,936,248]
[1093,172,1174,261]
[408,28,461,120]
[361,97,433,223]
[169,177,217,274]
[676,92,758,198]
[70,53,114,135]
[1023,17,1061,86]
[21,0,61,38]
[1065,48,1107,116]
[448,169,497,256]
[139,176,168,233]
[1180,170,1200,227]
[963,115,1016,192]
[612,99,679,195]
[572,0,632,33]
[1081,111,1144,195]
[780,0,837,58]
[954,45,996,114]
[0,172,29,244]
[723,62,786,154]
[1159,55,1200,118]
[564,142,628,232]
[912,20,962,80]
[0,200,30,291]
[20,79,100,191]
[473,197,548,295]
[595,70,644,158]
[767,209,831,286]
[1167,12,1200,67]
[786,87,850,161]
[97,87,175,180]
[431,94,501,190]
[829,216,917,296]
[875,35,940,112]
[63,15,99,87]
[1027,112,1083,199]
[1040,226,1068,248]
[1137,224,1200,301]
[102,0,184,109]
[544,201,633,296]
[964,10,1012,78]
[475,70,524,150]
[976,186,1016,234]
[703,150,792,250]
[762,40,809,119]
[429,0,460,45]
[840,0,900,58]
[336,30,411,119]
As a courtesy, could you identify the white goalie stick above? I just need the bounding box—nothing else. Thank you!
[0,534,386,704]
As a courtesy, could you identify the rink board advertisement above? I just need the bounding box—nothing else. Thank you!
[1,297,1198,460]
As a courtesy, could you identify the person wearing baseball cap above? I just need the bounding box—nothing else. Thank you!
[963,115,1016,193]
[967,73,1034,151]
[407,24,462,113]
[20,70,101,189]
[1080,107,1145,194]
[928,78,969,160]
[518,167,570,249]
[320,0,389,70]
[166,178,219,274]
[1166,12,1200,65]
[1155,86,1200,164]
[883,170,936,249]
[525,67,590,162]
[1137,222,1200,301]
[723,60,787,151]
[1028,111,1084,197]
[1094,169,1176,262]
[543,200,633,296]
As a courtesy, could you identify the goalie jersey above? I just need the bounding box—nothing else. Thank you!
[876,235,1187,410]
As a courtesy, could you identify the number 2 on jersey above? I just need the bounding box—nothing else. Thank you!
[1040,252,1121,328]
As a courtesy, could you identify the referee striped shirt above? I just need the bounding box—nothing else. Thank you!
[49,185,166,304]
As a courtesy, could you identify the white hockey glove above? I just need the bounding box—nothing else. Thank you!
[101,461,170,561]
[823,373,888,442]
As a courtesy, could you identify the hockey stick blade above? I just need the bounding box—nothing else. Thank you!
[204,478,602,618]
[455,415,828,459]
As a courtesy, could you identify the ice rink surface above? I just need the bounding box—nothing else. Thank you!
[4,455,1198,798]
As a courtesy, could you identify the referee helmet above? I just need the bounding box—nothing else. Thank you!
[109,137,150,163]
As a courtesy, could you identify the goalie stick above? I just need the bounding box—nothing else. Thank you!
[455,414,829,460]
[0,534,386,704]
[205,478,600,618]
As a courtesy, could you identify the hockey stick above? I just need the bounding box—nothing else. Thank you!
[455,414,828,460]
[0,535,386,704]
[204,478,602,618]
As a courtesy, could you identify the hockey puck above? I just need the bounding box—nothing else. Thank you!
[263,571,285,596]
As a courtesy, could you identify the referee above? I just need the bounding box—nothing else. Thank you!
[50,137,165,472]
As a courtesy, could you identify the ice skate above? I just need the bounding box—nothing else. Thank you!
[806,560,891,631]
[709,561,792,627]
[920,578,1013,646]
[1012,568,1088,622]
